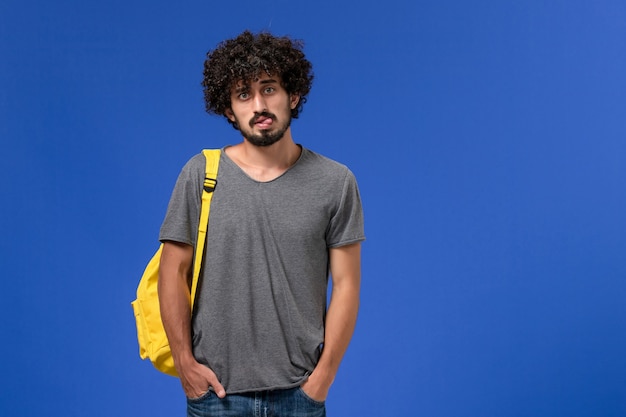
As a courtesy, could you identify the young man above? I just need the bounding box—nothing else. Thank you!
[158,30,364,416]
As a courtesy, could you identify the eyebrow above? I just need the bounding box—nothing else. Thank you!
[259,78,278,85]
[234,78,278,94]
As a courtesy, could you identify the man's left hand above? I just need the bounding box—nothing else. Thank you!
[300,371,331,402]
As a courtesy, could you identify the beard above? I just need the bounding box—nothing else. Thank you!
[236,111,292,147]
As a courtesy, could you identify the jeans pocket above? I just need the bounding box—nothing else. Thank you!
[187,389,212,403]
[297,387,325,406]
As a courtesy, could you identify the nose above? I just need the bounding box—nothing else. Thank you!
[252,93,267,112]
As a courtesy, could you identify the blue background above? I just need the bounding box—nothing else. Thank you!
[2,0,625,416]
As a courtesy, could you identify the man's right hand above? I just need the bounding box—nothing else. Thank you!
[159,241,226,399]
[178,358,226,399]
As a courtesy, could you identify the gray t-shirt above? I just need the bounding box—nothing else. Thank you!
[159,146,365,393]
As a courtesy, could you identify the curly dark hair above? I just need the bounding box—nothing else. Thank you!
[202,31,314,128]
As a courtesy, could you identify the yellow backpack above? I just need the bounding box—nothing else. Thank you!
[131,149,221,377]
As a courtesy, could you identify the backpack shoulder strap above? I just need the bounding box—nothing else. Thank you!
[190,149,221,309]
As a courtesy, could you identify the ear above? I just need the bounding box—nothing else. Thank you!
[289,94,300,110]
[224,108,235,122]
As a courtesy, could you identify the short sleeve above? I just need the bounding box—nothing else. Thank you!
[159,153,205,246]
[326,169,365,248]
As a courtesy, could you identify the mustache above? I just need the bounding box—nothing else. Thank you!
[249,111,277,127]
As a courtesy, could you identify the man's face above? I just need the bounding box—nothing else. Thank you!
[226,74,299,147]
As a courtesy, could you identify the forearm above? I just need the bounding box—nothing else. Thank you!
[157,241,226,397]
[158,242,195,367]
[305,242,361,398]
[315,278,360,382]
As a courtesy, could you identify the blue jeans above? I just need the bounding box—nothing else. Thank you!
[187,387,326,417]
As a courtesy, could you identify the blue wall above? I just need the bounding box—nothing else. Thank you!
[2,1,625,415]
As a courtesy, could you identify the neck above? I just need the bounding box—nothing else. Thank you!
[225,129,302,181]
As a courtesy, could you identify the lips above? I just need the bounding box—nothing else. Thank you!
[255,116,273,128]
[251,112,276,129]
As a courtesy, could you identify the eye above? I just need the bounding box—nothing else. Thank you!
[238,92,250,100]
[263,87,275,94]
